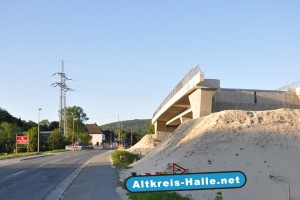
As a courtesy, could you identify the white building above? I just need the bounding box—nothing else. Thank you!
[86,123,105,146]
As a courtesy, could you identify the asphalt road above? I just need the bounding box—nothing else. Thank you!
[0,150,107,200]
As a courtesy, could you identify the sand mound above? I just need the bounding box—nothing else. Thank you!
[120,109,300,200]
[127,134,156,156]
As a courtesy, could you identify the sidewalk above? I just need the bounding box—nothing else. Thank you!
[59,150,122,200]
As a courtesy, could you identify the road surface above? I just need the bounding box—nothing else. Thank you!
[60,150,121,200]
[0,150,107,200]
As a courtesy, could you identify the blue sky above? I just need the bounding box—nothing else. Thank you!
[0,0,300,125]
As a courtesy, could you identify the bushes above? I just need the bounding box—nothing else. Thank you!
[0,122,18,153]
[111,150,140,168]
[49,129,65,150]
[128,192,190,200]
[214,192,223,200]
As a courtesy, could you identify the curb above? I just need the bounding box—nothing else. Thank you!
[45,150,118,200]
[44,155,94,200]
[20,154,54,161]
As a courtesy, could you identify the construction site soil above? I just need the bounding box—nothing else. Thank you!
[120,109,300,200]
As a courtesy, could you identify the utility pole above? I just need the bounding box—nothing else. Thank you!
[72,117,77,147]
[121,120,123,147]
[131,128,133,147]
[38,108,42,152]
[52,61,73,136]
[110,131,112,147]
[117,115,120,146]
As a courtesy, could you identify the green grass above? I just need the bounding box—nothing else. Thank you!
[0,152,39,160]
[128,192,190,200]
[121,180,190,200]
[0,149,68,160]
[111,150,140,168]
[41,149,68,154]
[114,153,190,200]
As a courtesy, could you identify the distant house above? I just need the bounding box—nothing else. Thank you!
[86,123,105,146]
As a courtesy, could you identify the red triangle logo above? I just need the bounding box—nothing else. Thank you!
[173,163,188,174]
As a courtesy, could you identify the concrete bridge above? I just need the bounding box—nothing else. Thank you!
[152,65,300,141]
[152,66,220,140]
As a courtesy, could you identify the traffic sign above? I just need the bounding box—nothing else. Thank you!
[173,163,188,174]
[16,136,29,144]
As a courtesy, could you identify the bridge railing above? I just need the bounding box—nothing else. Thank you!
[152,65,201,118]
[277,81,300,91]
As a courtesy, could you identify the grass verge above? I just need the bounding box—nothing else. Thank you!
[41,149,68,154]
[122,180,190,200]
[0,152,38,160]
[128,192,190,200]
[0,149,68,160]
[112,150,191,200]
[111,150,140,168]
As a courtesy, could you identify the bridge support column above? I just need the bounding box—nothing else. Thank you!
[154,121,176,141]
[296,88,300,102]
[188,89,216,119]
[180,116,192,123]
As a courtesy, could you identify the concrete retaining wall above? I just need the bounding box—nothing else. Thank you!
[212,89,300,112]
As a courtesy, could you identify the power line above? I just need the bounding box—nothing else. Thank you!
[51,61,73,136]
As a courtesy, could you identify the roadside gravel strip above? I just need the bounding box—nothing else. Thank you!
[44,154,97,200]
[0,154,55,166]
[20,154,54,161]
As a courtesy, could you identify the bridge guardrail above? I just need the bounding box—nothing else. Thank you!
[152,65,201,118]
[278,81,300,91]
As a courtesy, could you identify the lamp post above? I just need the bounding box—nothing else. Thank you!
[38,108,42,152]
[72,117,78,147]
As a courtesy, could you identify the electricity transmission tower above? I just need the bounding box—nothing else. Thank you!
[52,61,73,136]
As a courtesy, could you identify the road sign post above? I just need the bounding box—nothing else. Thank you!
[16,135,29,154]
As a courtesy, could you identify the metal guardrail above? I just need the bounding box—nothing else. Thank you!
[152,65,201,118]
[277,81,300,91]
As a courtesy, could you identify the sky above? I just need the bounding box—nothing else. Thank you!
[0,0,300,126]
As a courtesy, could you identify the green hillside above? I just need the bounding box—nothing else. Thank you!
[100,119,151,135]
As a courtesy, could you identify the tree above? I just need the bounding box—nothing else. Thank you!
[78,132,92,146]
[40,120,50,131]
[25,127,38,152]
[49,129,64,150]
[24,120,38,131]
[25,127,46,152]
[0,109,14,124]
[147,123,155,134]
[60,106,89,136]
[0,122,18,153]
[49,121,59,131]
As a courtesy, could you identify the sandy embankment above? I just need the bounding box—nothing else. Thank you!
[120,109,300,200]
[127,134,156,156]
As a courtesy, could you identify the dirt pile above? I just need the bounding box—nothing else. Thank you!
[127,134,156,156]
[120,109,300,200]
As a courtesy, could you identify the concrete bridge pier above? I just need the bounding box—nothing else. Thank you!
[155,120,177,141]
[188,88,217,119]
[154,87,218,141]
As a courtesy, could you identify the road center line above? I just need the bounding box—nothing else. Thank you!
[12,170,26,176]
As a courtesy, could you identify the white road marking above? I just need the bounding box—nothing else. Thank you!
[12,170,26,176]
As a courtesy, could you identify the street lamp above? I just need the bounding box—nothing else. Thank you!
[38,108,42,152]
[72,117,78,147]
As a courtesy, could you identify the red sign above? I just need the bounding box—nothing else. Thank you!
[16,136,29,144]
[173,163,188,174]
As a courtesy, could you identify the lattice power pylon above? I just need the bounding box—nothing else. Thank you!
[52,61,73,136]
